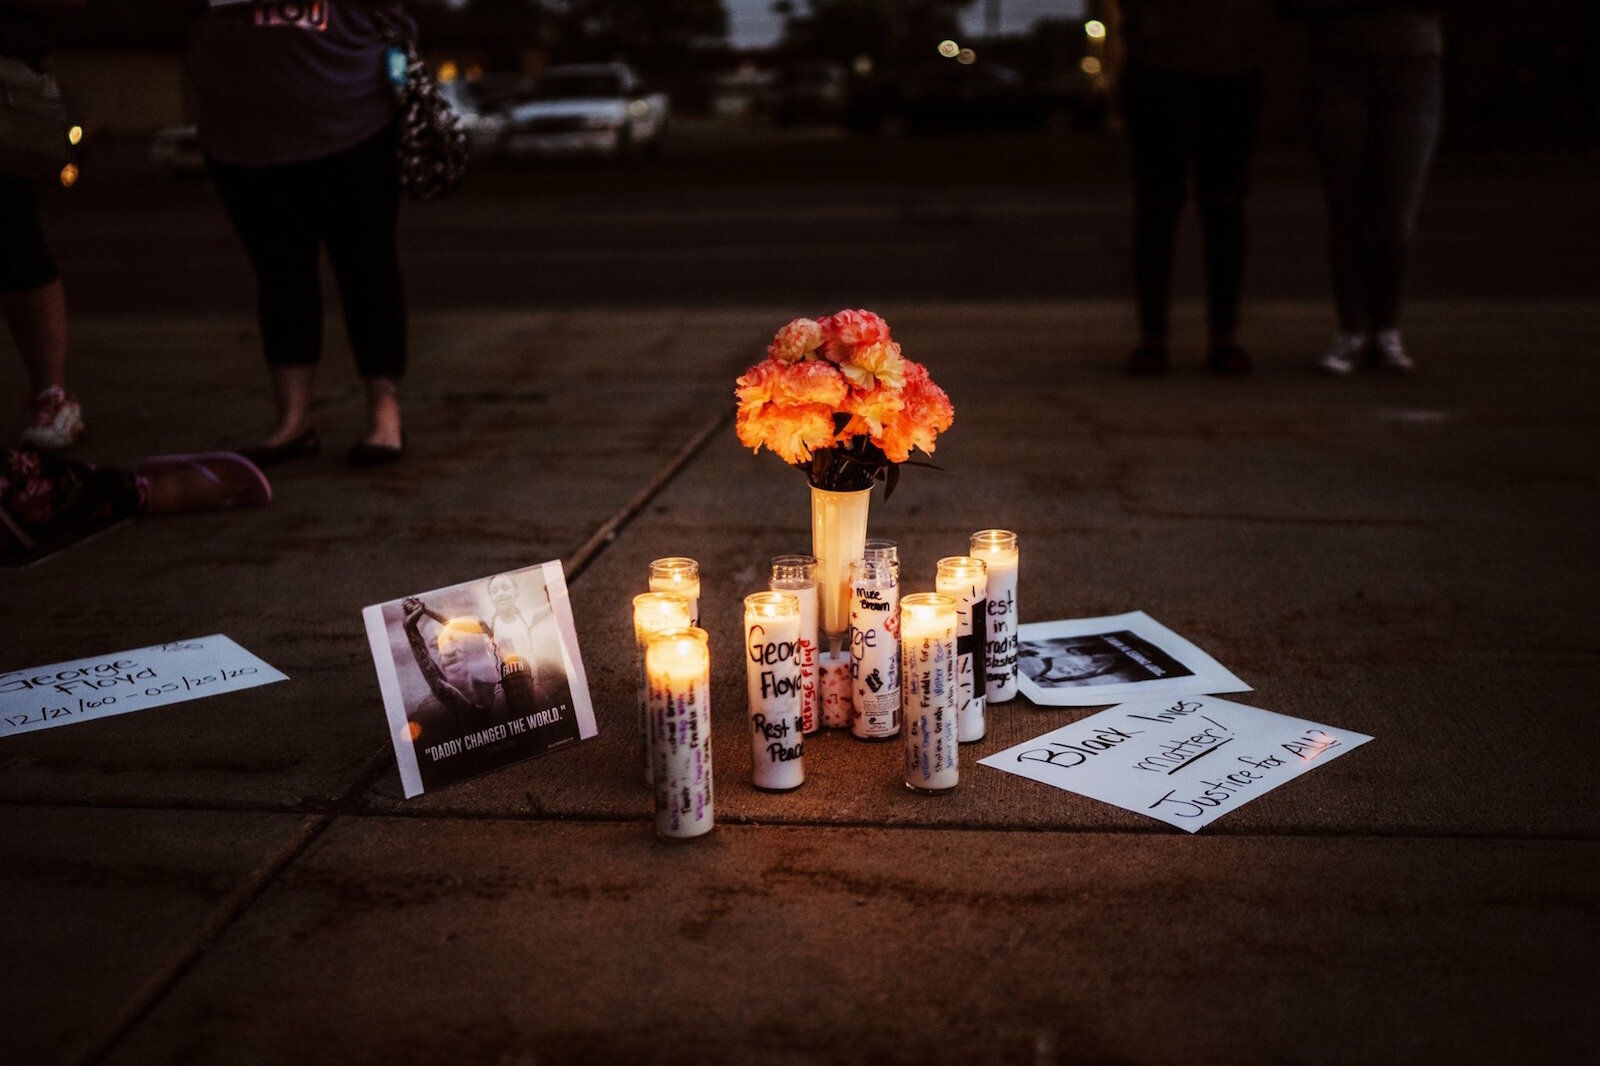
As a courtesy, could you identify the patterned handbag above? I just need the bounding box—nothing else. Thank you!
[377,14,467,200]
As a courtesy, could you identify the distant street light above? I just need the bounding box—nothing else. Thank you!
[1085,19,1107,40]
[939,40,960,59]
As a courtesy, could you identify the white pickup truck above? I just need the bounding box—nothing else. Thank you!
[500,63,669,160]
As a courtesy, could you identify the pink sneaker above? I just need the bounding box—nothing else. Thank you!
[19,385,85,451]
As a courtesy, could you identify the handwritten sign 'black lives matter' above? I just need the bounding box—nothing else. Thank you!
[980,695,1372,832]
[1,636,288,739]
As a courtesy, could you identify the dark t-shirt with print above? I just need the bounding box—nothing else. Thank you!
[187,0,409,166]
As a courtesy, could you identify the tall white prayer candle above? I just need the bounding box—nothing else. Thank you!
[936,556,988,742]
[633,592,693,788]
[647,627,714,841]
[769,554,820,735]
[648,557,701,627]
[901,593,958,794]
[743,592,805,791]
[849,556,900,739]
[970,529,1019,702]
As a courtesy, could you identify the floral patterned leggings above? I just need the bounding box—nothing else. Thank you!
[0,447,144,546]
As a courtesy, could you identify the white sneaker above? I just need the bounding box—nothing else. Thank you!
[1316,333,1365,376]
[1372,329,1414,373]
[19,385,86,451]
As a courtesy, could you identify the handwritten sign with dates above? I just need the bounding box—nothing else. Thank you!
[979,695,1372,832]
[0,636,288,739]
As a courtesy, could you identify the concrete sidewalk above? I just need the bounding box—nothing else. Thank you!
[3,300,1597,1064]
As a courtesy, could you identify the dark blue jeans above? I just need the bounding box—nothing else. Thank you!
[1308,57,1443,333]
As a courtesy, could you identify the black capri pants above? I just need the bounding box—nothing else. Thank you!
[1122,61,1261,341]
[207,123,407,378]
[0,174,61,292]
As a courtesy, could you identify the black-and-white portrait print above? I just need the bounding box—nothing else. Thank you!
[1014,611,1250,707]
[1018,630,1192,689]
[364,561,596,797]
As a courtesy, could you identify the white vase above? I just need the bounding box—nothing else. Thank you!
[810,484,871,653]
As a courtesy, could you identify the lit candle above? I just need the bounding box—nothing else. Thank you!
[632,592,693,788]
[648,557,701,627]
[849,556,900,740]
[901,593,958,794]
[969,530,1019,702]
[743,591,805,792]
[770,554,820,734]
[936,556,988,742]
[646,627,714,841]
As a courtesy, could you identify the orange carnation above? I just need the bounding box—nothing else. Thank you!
[841,339,906,392]
[891,360,954,457]
[819,308,890,363]
[777,358,849,408]
[737,403,836,465]
[734,358,784,410]
[767,317,823,364]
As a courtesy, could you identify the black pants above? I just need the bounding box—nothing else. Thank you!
[1122,62,1261,341]
[208,124,406,378]
[0,174,59,292]
[1308,57,1442,333]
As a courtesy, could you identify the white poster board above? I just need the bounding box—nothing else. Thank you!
[1,636,287,738]
[980,695,1373,832]
[1016,611,1250,707]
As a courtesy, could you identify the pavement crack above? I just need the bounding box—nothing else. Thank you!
[561,404,733,583]
[76,812,331,1066]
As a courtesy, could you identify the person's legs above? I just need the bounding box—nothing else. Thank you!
[1365,59,1443,339]
[1194,69,1262,360]
[321,124,407,451]
[1122,63,1191,367]
[4,279,67,395]
[2,175,82,448]
[208,157,325,448]
[1308,59,1376,339]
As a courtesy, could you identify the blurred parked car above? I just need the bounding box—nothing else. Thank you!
[772,62,848,127]
[846,59,1106,136]
[437,79,507,161]
[499,63,669,159]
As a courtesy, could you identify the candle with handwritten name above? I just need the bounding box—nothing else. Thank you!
[818,650,852,728]
[769,554,820,735]
[647,627,714,841]
[936,556,988,742]
[970,529,1019,703]
[849,556,900,740]
[632,592,693,788]
[743,591,805,791]
[648,557,701,627]
[901,593,959,793]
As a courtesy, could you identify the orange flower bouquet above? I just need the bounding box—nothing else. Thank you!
[735,309,954,496]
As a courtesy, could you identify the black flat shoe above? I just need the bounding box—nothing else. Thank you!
[347,431,406,468]
[1208,344,1253,375]
[238,426,320,467]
